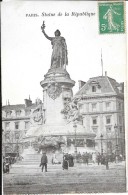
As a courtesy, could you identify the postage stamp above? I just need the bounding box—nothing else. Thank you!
[99,2,125,34]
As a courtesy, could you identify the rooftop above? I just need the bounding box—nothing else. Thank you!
[2,103,39,111]
[75,75,124,97]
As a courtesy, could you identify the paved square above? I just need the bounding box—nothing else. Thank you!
[3,162,126,194]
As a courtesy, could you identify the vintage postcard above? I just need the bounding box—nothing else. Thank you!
[1,0,127,194]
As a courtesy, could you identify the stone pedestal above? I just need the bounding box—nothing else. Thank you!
[39,67,96,153]
[40,67,75,128]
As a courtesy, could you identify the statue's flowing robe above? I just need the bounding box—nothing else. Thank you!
[51,36,68,68]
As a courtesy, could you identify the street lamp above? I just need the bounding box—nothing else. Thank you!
[114,124,119,161]
[73,123,77,155]
[2,129,5,156]
[43,108,46,124]
[100,134,103,155]
[15,132,20,157]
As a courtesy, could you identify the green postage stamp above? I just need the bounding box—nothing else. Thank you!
[99,2,125,34]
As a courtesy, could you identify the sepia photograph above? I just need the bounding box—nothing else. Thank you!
[1,0,127,194]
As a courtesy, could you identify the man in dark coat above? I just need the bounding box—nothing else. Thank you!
[69,154,74,167]
[84,152,89,165]
[97,153,101,165]
[62,153,69,170]
[40,152,48,172]
[3,158,10,174]
[105,155,109,170]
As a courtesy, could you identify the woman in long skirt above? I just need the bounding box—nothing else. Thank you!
[62,154,69,170]
[69,154,74,167]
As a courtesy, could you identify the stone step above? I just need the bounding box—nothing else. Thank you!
[16,162,37,165]
[21,154,63,162]
[21,158,63,162]
[20,148,64,168]
[12,164,62,168]
[18,162,62,165]
[16,161,62,165]
[11,165,63,171]
[22,154,42,158]
[22,158,41,161]
[25,154,41,156]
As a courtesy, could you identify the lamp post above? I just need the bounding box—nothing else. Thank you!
[100,134,103,155]
[114,124,119,162]
[15,132,20,157]
[2,129,5,156]
[43,108,46,124]
[73,123,77,155]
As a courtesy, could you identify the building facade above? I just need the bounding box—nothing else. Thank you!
[2,98,42,155]
[75,73,125,156]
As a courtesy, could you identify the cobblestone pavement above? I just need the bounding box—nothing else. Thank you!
[3,161,126,194]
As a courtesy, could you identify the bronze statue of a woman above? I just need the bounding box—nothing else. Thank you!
[41,21,68,69]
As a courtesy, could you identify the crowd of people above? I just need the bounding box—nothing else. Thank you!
[61,152,124,170]
[40,152,116,171]
[3,150,124,174]
[73,152,124,164]
[41,150,124,171]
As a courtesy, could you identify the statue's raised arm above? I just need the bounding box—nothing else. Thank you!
[41,21,68,69]
[41,21,52,41]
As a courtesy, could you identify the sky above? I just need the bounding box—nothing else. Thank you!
[1,1,127,105]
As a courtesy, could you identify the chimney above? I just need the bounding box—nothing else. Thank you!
[78,80,86,90]
[117,82,124,93]
[24,98,32,107]
[105,71,107,76]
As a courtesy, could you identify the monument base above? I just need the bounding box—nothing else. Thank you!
[24,123,95,154]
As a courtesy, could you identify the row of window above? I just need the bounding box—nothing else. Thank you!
[92,126,123,134]
[4,110,31,118]
[91,115,122,125]
[4,131,26,141]
[92,116,111,125]
[80,101,123,112]
[67,138,95,147]
[5,121,30,130]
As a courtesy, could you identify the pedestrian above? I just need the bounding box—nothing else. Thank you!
[3,159,7,173]
[69,154,74,167]
[92,152,96,164]
[3,159,10,174]
[5,162,10,173]
[119,154,123,161]
[97,153,101,165]
[111,153,115,162]
[62,153,69,170]
[77,152,81,163]
[88,153,92,162]
[105,155,109,170]
[52,152,60,164]
[101,154,105,165]
[82,153,85,163]
[85,152,89,165]
[40,152,48,172]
